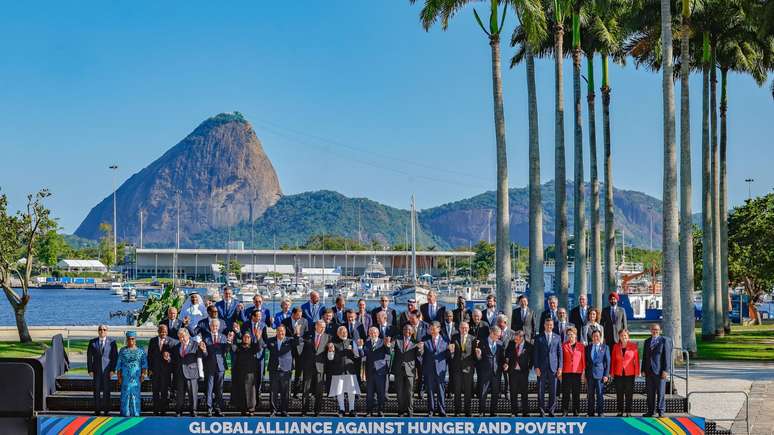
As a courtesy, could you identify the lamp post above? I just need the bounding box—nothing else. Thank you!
[109,164,118,273]
[744,178,754,200]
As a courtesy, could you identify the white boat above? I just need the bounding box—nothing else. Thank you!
[122,286,137,302]
[391,195,431,307]
[360,258,392,293]
[239,283,259,302]
[111,281,123,295]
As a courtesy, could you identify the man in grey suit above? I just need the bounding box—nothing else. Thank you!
[391,324,423,417]
[363,326,392,416]
[641,324,673,417]
[283,307,308,396]
[534,318,563,417]
[450,321,476,416]
[87,324,118,415]
[173,328,207,416]
[297,320,330,416]
[511,295,536,343]
[601,292,628,348]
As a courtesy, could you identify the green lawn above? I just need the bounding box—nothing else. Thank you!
[0,339,148,358]
[695,322,774,361]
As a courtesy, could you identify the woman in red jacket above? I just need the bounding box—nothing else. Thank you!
[560,327,586,416]
[610,328,640,416]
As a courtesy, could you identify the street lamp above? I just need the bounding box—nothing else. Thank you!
[744,178,754,200]
[109,164,118,273]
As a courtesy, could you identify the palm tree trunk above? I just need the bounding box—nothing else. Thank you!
[701,36,716,340]
[601,55,615,300]
[526,46,545,315]
[490,33,513,316]
[554,23,569,308]
[587,53,602,309]
[679,12,697,353]
[572,13,586,306]
[710,46,723,337]
[720,67,730,334]
[660,0,682,352]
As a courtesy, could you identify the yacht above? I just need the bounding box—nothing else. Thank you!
[122,285,137,302]
[111,281,124,295]
[360,257,391,293]
[390,195,431,307]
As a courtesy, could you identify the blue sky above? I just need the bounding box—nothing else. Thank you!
[0,1,771,234]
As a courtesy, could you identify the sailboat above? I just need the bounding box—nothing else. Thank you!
[391,195,430,306]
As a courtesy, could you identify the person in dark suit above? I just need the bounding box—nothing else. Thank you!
[420,291,447,324]
[241,308,268,408]
[391,324,422,417]
[172,328,206,416]
[469,309,490,341]
[267,325,297,416]
[203,320,231,416]
[539,296,560,334]
[511,295,536,343]
[407,311,429,399]
[331,296,347,326]
[326,326,364,417]
[398,299,420,329]
[641,324,673,417]
[494,314,515,398]
[483,295,500,327]
[569,293,591,331]
[362,327,391,416]
[160,307,186,339]
[215,287,243,331]
[196,305,227,339]
[441,310,458,343]
[371,295,398,328]
[505,330,533,417]
[535,317,563,416]
[585,329,610,417]
[452,296,472,326]
[283,307,308,396]
[450,321,476,416]
[87,325,118,415]
[241,294,272,328]
[273,298,293,329]
[421,322,450,416]
[300,291,325,325]
[611,329,639,416]
[374,311,397,340]
[342,310,363,341]
[601,292,628,348]
[230,332,263,415]
[297,320,331,416]
[322,309,337,336]
[556,308,575,343]
[147,324,177,415]
[475,326,505,416]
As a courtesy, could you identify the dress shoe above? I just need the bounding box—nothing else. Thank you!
[314,412,321,417]
[561,411,568,417]
[338,410,345,417]
[625,413,632,417]
[522,413,529,418]
[241,412,248,416]
[465,412,472,417]
[94,411,101,416]
[642,413,653,417]
[439,412,447,417]
[191,412,197,417]
[657,412,664,418]
[539,410,546,417]
[176,412,183,417]
[281,412,289,417]
[617,412,624,417]
[206,411,213,417]
[378,412,384,417]
[349,411,356,417]
[548,412,555,417]
[573,412,579,417]
[214,410,223,417]
[301,412,307,417]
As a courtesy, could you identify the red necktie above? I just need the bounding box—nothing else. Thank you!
[315,334,321,349]
[404,340,409,351]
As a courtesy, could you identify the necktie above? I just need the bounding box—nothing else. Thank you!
[434,337,438,351]
[100,339,105,353]
[278,339,282,351]
[253,324,259,338]
[547,333,552,346]
[522,308,527,321]
[214,334,219,344]
[404,340,409,352]
[181,343,187,357]
[593,345,598,360]
[611,307,616,323]
[159,338,164,351]
[431,304,436,319]
[315,334,321,349]
[461,335,466,352]
[490,340,495,355]
[581,307,586,322]
[516,344,522,369]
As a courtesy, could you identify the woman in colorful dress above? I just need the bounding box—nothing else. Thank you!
[116,330,148,417]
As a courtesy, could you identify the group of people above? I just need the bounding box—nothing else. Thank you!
[87,288,673,418]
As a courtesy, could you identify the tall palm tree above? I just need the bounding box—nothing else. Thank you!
[413,0,542,316]
[660,0,682,352]
[678,0,697,354]
[571,0,587,306]
[700,31,717,340]
[709,41,723,336]
[586,50,601,308]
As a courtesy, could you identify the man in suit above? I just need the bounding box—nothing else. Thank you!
[301,291,325,325]
[343,309,363,341]
[421,322,450,416]
[273,298,293,329]
[242,294,272,327]
[469,309,490,341]
[147,324,177,415]
[398,299,420,329]
[534,317,563,416]
[203,320,231,416]
[241,309,268,408]
[173,328,207,416]
[452,295,472,326]
[267,325,296,416]
[495,314,515,398]
[196,305,227,339]
[641,324,673,417]
[556,308,575,343]
[475,326,505,417]
[483,295,500,327]
[215,287,242,331]
[392,324,422,417]
[585,329,610,417]
[356,299,373,332]
[407,311,429,399]
[441,310,458,342]
[539,296,560,334]
[450,321,476,416]
[375,311,397,340]
[331,296,347,326]
[322,309,337,336]
[363,326,391,416]
[505,330,533,417]
[420,290,446,324]
[297,320,330,416]
[371,295,398,328]
[283,307,308,396]
[601,292,628,348]
[570,293,591,330]
[160,307,186,339]
[511,295,536,343]
[87,324,117,415]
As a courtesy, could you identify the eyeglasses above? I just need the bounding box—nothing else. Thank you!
[98,328,107,331]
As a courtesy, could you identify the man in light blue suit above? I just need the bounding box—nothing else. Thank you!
[642,323,673,417]
[241,294,271,328]
[534,317,563,417]
[585,329,610,416]
[87,324,118,415]
[301,291,325,325]
[215,287,242,331]
[421,321,450,417]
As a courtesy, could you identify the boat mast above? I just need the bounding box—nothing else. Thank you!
[174,191,180,289]
[411,195,417,285]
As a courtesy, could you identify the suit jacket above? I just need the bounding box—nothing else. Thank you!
[469,321,490,342]
[363,338,391,376]
[241,305,271,327]
[511,307,537,342]
[301,302,325,325]
[452,307,472,326]
[421,336,449,377]
[581,322,605,346]
[332,306,348,326]
[569,305,591,330]
[172,339,205,380]
[392,337,422,377]
[273,310,293,329]
[375,324,398,340]
[215,298,240,329]
[556,321,575,343]
[282,316,309,339]
[240,321,268,362]
[500,327,517,345]
[504,341,534,375]
[641,336,673,376]
[451,333,476,374]
[440,322,458,343]
[611,341,640,377]
[476,337,505,380]
[482,308,501,328]
[601,305,628,344]
[328,339,363,376]
[160,318,185,338]
[230,342,262,374]
[87,337,118,374]
[297,332,331,374]
[561,341,586,374]
[147,335,177,375]
[538,309,560,334]
[585,342,611,379]
[203,334,230,373]
[420,303,447,324]
[410,321,430,343]
[341,321,363,341]
[357,311,373,332]
[267,336,297,373]
[196,317,227,338]
[370,306,398,328]
[534,332,563,374]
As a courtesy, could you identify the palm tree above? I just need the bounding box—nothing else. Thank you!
[660,0,682,352]
[411,0,534,315]
[586,50,601,308]
[678,0,697,354]
[700,31,717,340]
[571,0,587,306]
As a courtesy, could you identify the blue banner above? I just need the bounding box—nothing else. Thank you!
[37,416,705,435]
